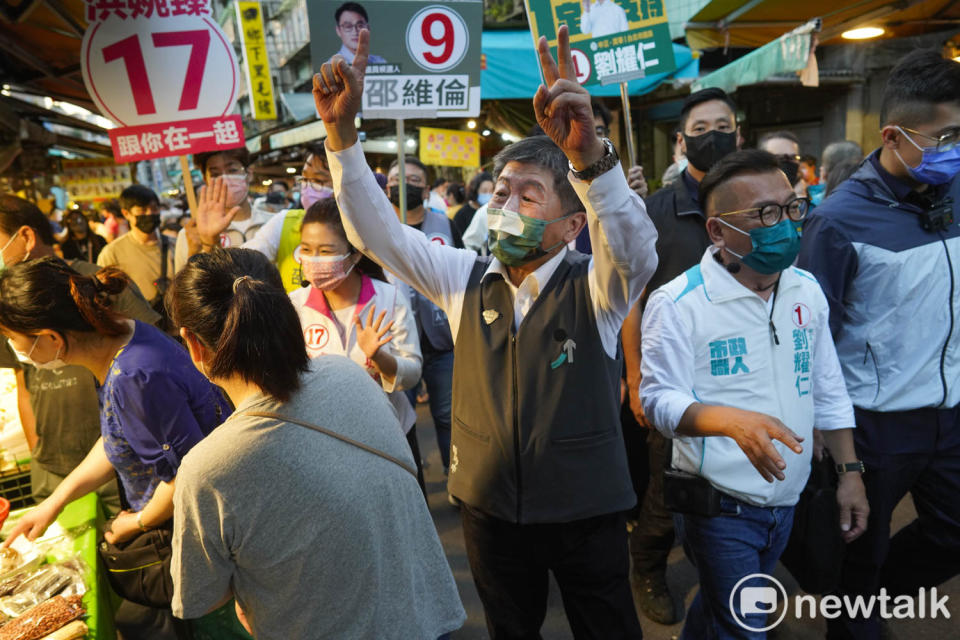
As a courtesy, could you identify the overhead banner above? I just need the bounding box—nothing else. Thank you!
[419,127,480,167]
[307,0,482,118]
[80,0,245,162]
[236,0,278,120]
[524,0,676,87]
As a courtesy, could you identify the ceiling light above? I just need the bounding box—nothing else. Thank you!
[286,167,296,174]
[406,139,416,148]
[467,120,477,129]
[262,179,273,186]
[388,140,397,149]
[842,26,884,40]
[482,129,491,137]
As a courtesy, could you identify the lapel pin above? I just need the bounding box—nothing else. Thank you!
[483,310,501,325]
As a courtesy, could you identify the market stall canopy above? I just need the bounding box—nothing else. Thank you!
[0,0,92,109]
[691,19,817,93]
[684,0,959,50]
[481,30,700,100]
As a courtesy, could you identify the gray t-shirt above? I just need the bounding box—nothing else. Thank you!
[171,355,464,639]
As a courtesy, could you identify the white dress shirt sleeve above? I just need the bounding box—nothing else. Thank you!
[639,290,698,437]
[328,142,477,341]
[616,4,629,32]
[811,299,857,431]
[380,285,422,394]
[580,5,596,35]
[571,164,658,357]
[240,206,285,261]
[461,203,489,253]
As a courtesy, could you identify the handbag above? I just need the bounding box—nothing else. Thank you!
[780,453,846,594]
[98,474,175,609]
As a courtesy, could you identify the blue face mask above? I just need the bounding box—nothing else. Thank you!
[719,218,802,275]
[895,127,960,185]
[807,183,826,207]
[477,193,492,206]
[487,207,572,267]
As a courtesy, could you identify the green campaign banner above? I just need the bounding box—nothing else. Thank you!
[308,0,482,118]
[524,0,676,87]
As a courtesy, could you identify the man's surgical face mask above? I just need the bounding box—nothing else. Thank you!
[895,126,960,185]
[486,207,572,267]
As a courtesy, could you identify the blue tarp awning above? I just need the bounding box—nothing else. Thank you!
[481,30,699,100]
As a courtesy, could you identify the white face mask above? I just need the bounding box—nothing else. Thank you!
[14,336,66,370]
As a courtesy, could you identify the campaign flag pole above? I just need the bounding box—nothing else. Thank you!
[397,118,407,224]
[179,155,198,215]
[619,82,636,168]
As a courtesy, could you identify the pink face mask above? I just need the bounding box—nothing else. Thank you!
[301,253,357,290]
[300,183,334,210]
[221,174,249,208]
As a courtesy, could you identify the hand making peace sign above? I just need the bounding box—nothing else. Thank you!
[532,25,607,171]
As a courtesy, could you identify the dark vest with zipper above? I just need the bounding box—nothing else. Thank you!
[448,251,635,523]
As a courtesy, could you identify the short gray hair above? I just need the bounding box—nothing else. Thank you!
[492,136,584,216]
[821,141,863,179]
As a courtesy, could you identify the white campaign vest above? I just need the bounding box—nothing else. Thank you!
[289,276,419,433]
[660,249,830,506]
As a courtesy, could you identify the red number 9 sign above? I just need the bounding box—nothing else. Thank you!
[406,5,469,73]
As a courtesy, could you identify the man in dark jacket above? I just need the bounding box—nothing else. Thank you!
[621,87,741,624]
[797,50,960,640]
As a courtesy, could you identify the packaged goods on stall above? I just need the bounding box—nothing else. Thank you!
[0,595,84,640]
[0,521,90,640]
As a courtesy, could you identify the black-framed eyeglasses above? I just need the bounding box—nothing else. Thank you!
[718,197,809,227]
[901,126,960,153]
[595,126,610,137]
[338,21,368,33]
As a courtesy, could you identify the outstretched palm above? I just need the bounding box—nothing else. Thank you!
[314,29,369,126]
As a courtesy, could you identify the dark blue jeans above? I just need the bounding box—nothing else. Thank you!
[675,495,795,639]
[408,349,454,470]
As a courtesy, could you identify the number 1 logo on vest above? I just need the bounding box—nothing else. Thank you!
[792,303,811,328]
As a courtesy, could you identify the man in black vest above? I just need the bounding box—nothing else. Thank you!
[621,87,741,624]
[314,27,657,639]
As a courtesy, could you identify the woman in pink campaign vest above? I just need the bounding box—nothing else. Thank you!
[288,197,426,492]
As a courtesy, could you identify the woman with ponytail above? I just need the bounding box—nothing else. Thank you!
[166,247,464,639]
[289,198,426,491]
[0,256,230,549]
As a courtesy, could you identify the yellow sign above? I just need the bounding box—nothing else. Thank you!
[236,1,277,120]
[419,127,480,167]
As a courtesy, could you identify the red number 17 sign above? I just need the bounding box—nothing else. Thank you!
[81,2,244,162]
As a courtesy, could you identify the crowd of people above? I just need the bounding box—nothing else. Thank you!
[0,22,956,640]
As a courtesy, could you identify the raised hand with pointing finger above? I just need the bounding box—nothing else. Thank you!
[532,25,606,172]
[314,29,369,152]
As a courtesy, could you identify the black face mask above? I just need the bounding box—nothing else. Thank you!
[683,130,738,173]
[134,214,161,234]
[388,183,425,213]
[778,157,801,186]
